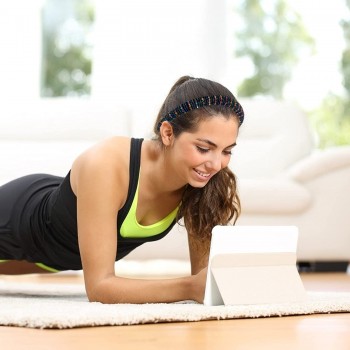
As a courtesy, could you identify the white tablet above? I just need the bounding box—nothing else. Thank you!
[203,225,302,306]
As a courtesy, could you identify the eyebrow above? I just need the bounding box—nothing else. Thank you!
[196,138,237,149]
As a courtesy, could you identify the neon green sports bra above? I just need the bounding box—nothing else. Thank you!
[119,177,179,238]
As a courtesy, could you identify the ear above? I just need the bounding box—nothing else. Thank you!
[159,121,175,146]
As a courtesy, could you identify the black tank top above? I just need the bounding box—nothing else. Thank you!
[19,138,175,270]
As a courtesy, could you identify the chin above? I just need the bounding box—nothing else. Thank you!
[188,179,210,188]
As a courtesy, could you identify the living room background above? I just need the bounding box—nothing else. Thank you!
[0,0,349,147]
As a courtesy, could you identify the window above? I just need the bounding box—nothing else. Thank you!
[41,0,94,97]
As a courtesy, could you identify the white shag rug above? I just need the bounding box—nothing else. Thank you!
[0,280,350,329]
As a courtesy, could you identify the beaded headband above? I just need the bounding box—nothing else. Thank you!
[157,95,244,131]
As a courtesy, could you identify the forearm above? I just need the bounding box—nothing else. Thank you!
[86,274,199,304]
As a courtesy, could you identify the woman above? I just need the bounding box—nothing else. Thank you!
[0,76,244,304]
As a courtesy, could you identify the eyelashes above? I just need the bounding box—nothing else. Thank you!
[196,146,232,156]
[196,146,209,154]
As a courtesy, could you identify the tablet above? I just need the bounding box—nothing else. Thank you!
[203,225,302,306]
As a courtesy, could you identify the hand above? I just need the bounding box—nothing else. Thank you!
[191,267,208,303]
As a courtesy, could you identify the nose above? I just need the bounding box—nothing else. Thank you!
[206,153,223,172]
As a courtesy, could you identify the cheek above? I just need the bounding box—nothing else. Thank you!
[222,155,231,168]
[180,145,200,163]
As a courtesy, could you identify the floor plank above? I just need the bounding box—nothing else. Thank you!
[1,272,350,350]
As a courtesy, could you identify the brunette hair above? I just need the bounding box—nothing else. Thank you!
[153,76,243,241]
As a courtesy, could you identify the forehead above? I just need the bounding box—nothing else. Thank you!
[188,115,239,143]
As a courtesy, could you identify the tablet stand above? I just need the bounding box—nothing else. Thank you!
[209,252,306,305]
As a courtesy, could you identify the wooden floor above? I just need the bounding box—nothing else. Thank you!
[1,272,350,350]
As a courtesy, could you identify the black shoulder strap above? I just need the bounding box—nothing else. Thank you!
[117,138,143,230]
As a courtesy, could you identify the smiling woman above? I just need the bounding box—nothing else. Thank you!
[0,76,244,305]
[152,76,243,244]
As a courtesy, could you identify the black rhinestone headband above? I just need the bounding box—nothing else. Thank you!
[157,95,244,131]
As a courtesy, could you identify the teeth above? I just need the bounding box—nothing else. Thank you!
[195,169,210,177]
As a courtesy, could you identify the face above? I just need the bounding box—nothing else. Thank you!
[165,114,239,188]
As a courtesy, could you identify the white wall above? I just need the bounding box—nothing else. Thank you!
[0,0,233,136]
[91,0,229,137]
[0,1,42,103]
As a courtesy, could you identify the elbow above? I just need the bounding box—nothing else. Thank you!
[86,286,103,303]
[85,276,126,304]
[86,291,101,303]
[85,278,114,304]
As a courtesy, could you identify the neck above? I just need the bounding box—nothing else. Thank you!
[142,140,186,196]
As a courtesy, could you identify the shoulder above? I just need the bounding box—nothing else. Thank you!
[70,137,132,201]
[72,136,131,173]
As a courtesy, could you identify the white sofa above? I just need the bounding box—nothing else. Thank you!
[231,99,350,270]
[1,98,349,272]
[0,98,131,184]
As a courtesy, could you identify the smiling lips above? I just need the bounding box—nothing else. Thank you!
[194,169,211,179]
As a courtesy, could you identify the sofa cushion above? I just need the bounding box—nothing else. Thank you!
[238,178,312,215]
[0,98,131,141]
[0,140,93,185]
[230,99,315,179]
[0,98,132,185]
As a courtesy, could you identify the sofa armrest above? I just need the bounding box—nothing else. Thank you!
[238,178,312,215]
[287,146,350,182]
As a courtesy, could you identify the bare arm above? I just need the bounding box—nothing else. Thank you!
[72,140,205,304]
[188,231,210,275]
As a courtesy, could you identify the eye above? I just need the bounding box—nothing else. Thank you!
[223,149,232,156]
[196,146,209,154]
